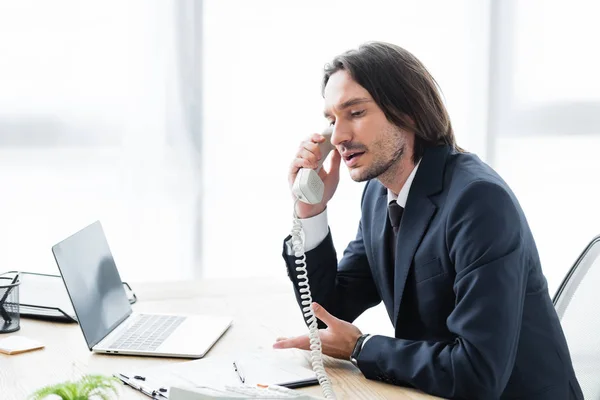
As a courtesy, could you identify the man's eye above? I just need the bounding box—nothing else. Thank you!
[328,120,335,126]
[351,110,365,117]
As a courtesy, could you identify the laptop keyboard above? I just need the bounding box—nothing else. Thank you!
[109,314,186,351]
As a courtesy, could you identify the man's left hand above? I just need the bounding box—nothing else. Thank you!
[273,302,363,360]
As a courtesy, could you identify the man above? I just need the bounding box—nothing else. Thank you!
[275,42,583,399]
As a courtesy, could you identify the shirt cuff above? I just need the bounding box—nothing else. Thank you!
[285,208,329,255]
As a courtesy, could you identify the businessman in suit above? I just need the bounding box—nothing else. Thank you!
[274,42,583,399]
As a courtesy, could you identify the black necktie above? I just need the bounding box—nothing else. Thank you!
[388,201,404,237]
[386,201,403,292]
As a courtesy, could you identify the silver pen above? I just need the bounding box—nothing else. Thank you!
[233,361,245,384]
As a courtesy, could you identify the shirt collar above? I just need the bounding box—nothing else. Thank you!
[387,159,421,208]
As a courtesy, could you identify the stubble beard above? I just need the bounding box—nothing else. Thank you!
[351,132,406,183]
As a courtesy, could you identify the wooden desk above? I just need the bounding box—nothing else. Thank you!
[0,278,441,400]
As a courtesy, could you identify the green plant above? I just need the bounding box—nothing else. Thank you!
[29,374,120,400]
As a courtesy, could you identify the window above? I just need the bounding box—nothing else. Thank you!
[489,0,600,294]
[0,1,201,281]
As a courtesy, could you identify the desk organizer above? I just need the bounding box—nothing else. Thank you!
[0,275,20,333]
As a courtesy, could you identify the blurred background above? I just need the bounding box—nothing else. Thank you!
[0,0,599,321]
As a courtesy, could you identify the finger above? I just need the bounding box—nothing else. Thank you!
[275,337,288,342]
[289,158,317,178]
[312,302,339,327]
[289,134,329,183]
[298,140,321,160]
[296,147,320,165]
[326,149,341,177]
[310,133,326,143]
[330,148,341,169]
[272,335,310,350]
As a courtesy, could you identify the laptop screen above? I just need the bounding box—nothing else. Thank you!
[52,221,132,349]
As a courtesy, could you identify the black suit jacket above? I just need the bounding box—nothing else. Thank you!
[283,145,583,400]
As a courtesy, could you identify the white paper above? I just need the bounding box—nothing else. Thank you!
[0,336,44,354]
[118,349,318,397]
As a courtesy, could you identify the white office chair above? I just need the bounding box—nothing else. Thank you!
[554,235,600,399]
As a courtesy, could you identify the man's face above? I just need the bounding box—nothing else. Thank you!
[323,70,408,182]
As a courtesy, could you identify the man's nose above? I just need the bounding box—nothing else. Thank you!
[331,122,352,146]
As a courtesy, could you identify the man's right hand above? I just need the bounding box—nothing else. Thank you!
[288,133,342,219]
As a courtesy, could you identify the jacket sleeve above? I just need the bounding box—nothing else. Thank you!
[282,185,381,327]
[357,180,529,400]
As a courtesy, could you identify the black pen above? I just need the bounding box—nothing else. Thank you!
[282,378,320,389]
[0,273,20,323]
[233,361,245,384]
[0,273,19,302]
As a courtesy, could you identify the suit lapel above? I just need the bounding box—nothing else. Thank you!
[392,195,436,323]
[391,146,450,324]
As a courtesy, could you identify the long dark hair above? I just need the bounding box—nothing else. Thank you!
[322,42,461,162]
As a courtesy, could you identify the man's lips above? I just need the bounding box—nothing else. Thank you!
[342,151,365,167]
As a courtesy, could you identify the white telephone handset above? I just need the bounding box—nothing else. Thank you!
[290,127,336,399]
[292,127,335,205]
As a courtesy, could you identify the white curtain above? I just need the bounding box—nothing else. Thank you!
[0,0,202,282]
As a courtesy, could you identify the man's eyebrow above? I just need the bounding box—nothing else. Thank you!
[323,97,372,118]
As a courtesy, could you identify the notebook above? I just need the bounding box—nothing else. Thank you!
[115,348,319,399]
[0,271,137,322]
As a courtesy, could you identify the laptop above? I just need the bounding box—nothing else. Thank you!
[51,221,232,358]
